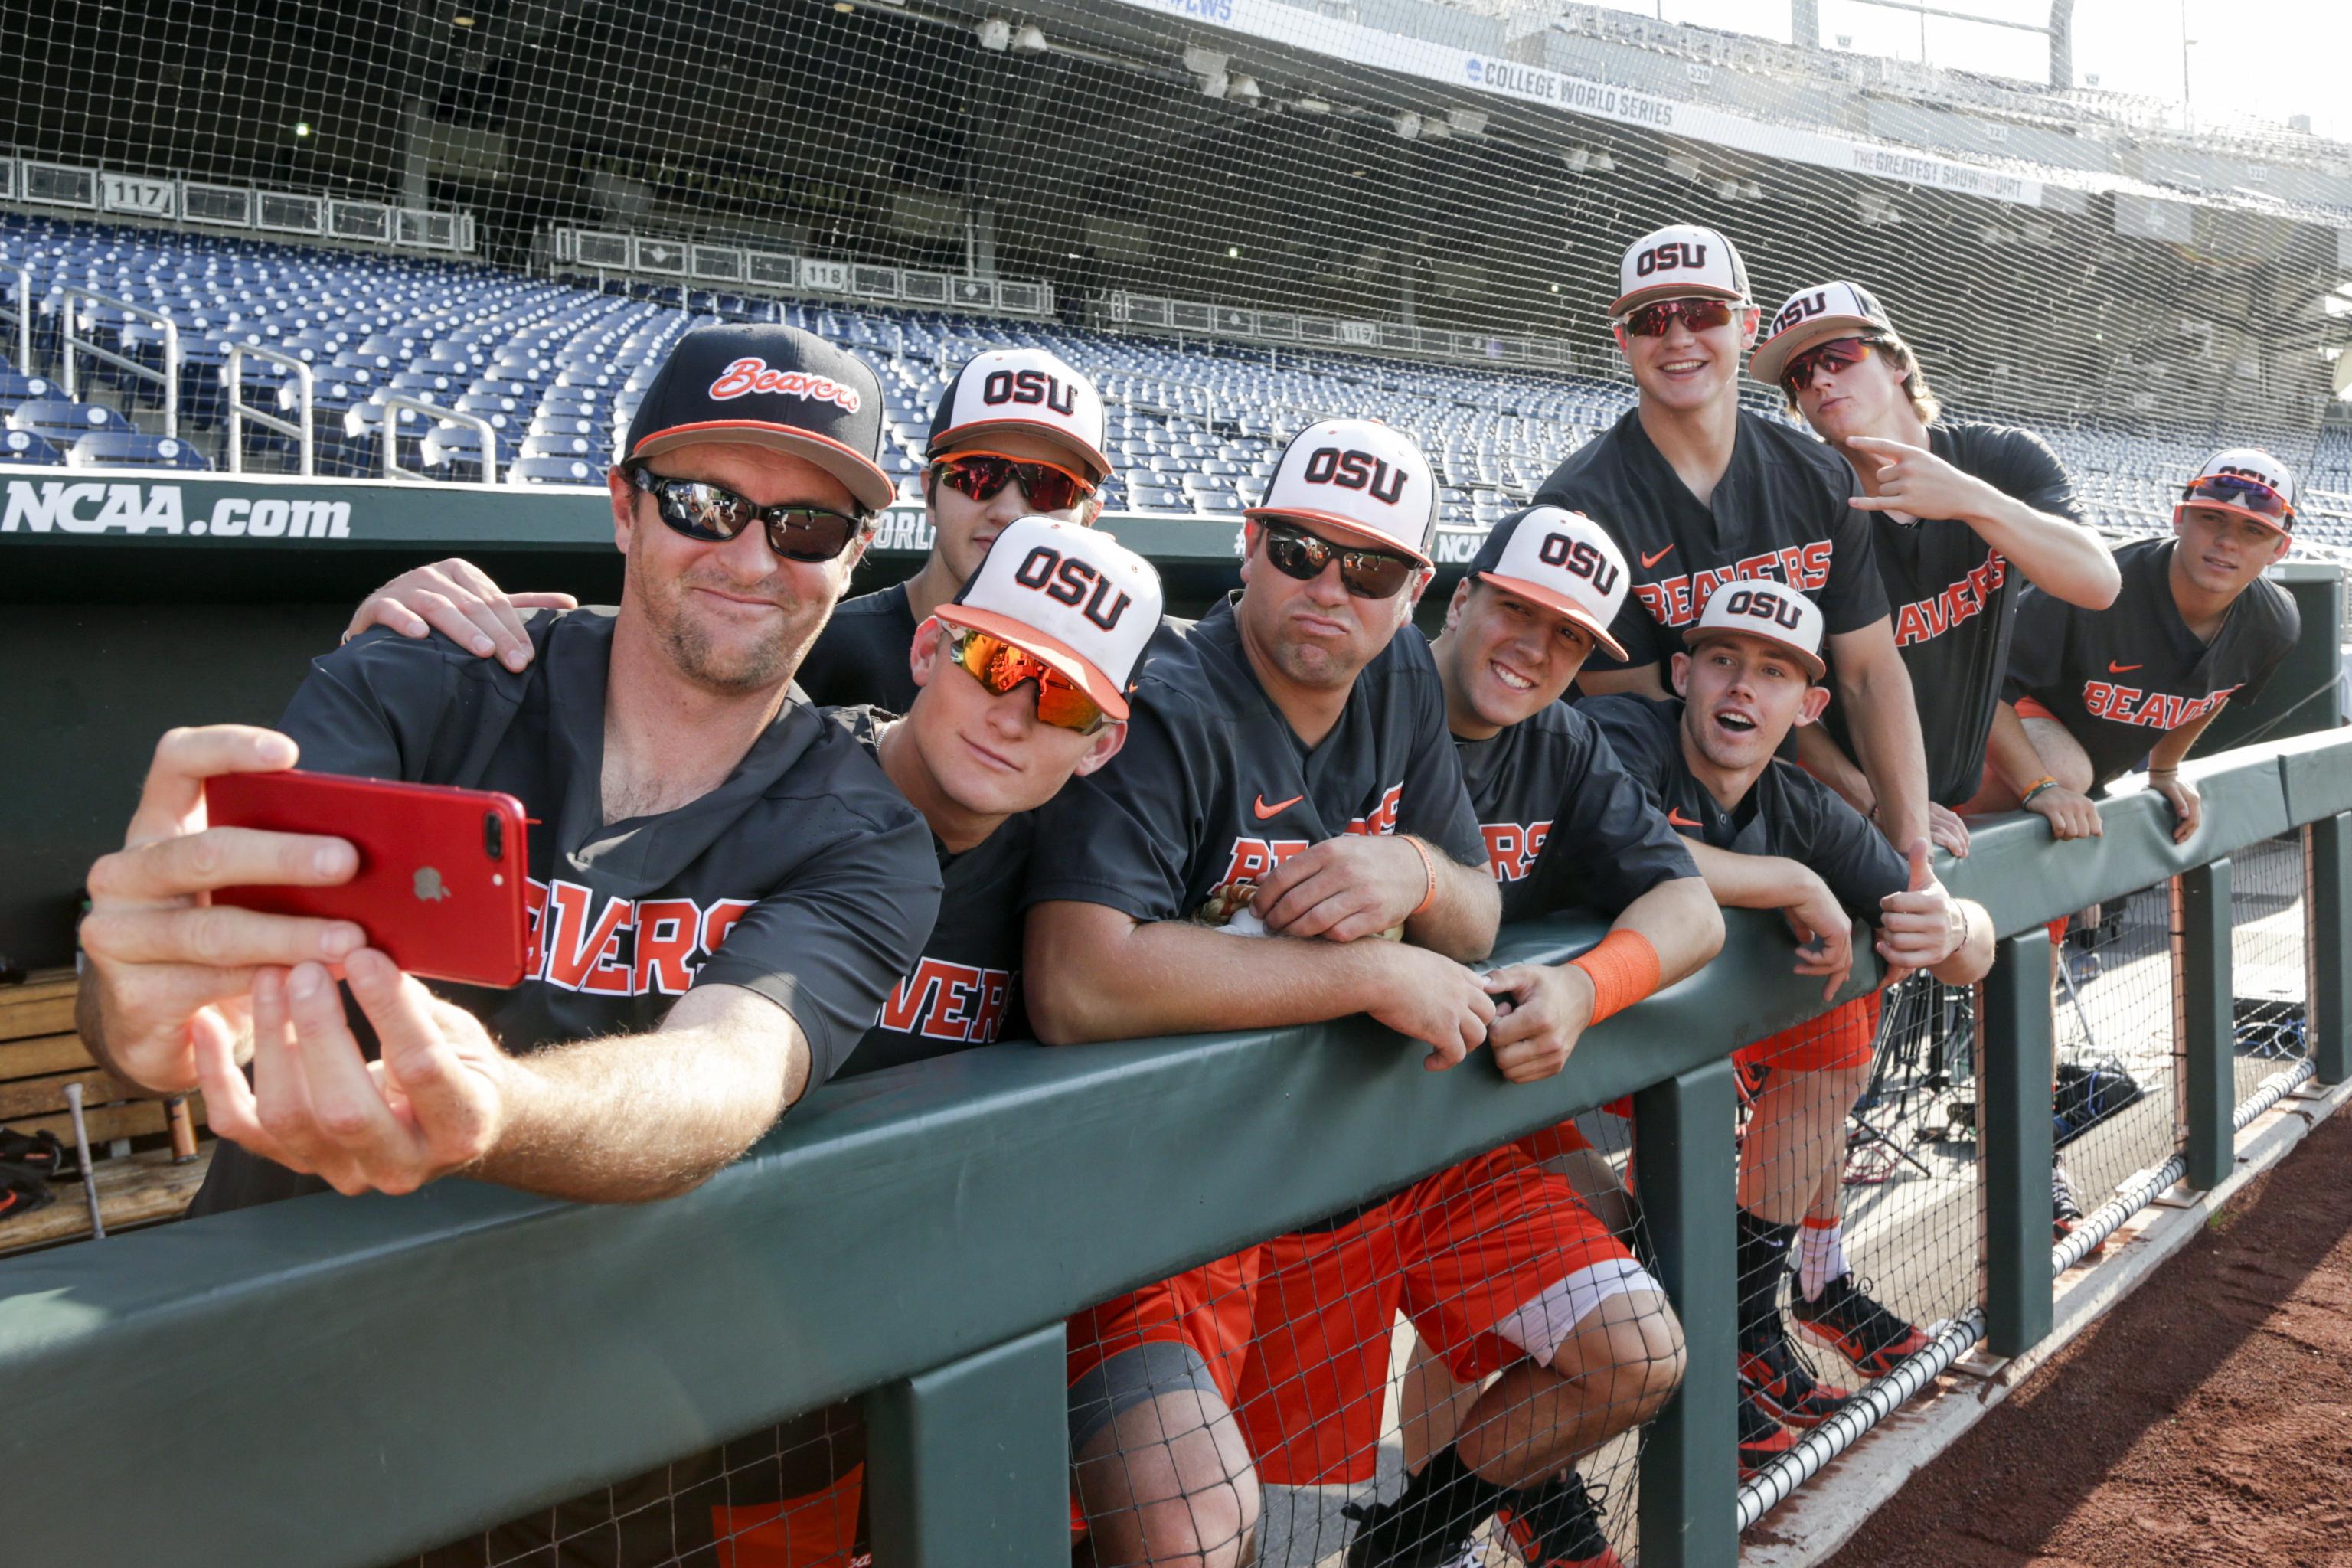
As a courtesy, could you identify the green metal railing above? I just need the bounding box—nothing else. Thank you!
[3,728,2350,1566]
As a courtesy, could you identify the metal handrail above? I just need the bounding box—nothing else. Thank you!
[224,344,315,477]
[377,394,498,485]
[60,286,181,440]
[2,266,29,373]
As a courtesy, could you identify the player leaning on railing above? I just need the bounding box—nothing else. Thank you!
[1973,443,2303,1241]
[1534,225,1933,861]
[346,345,1121,716]
[1023,421,1685,1568]
[1354,504,1726,1567]
[74,322,941,1216]
[1749,280,2121,858]
[1582,580,1994,1478]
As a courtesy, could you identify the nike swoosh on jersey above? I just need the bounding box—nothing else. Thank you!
[1667,808,1702,828]
[1640,544,1676,569]
[2108,661,2144,673]
[1253,793,1305,820]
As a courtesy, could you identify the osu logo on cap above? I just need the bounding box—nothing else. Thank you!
[1302,446,1409,505]
[982,368,1078,417]
[1013,544,1132,631]
[707,357,862,412]
[1540,531,1621,595]
[1718,584,1804,629]
[1635,240,1711,277]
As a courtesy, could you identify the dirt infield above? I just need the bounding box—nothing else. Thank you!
[1818,1103,2352,1568]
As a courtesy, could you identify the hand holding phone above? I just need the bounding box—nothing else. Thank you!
[207,770,530,988]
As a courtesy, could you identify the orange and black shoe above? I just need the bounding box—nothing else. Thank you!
[1494,1472,1622,1568]
[1790,1273,1929,1379]
[1738,1333,1849,1429]
[1737,1387,1805,1481]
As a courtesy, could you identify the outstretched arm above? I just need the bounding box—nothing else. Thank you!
[1481,875,1726,1083]
[343,557,575,669]
[1845,435,2118,609]
[197,952,807,1203]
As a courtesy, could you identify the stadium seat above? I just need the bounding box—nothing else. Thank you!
[8,400,133,443]
[0,428,62,466]
[508,455,606,485]
[67,432,211,472]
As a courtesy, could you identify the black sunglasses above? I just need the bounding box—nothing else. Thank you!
[1259,520,1418,600]
[629,466,869,563]
[1779,336,1887,394]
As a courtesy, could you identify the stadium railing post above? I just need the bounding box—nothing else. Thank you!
[2181,858,2236,1193]
[2309,815,2352,1086]
[1981,929,2055,1357]
[1633,1056,1739,1568]
[862,1321,1070,1565]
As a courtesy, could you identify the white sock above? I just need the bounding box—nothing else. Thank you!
[1798,1218,1847,1302]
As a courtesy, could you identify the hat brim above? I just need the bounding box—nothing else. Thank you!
[629,420,897,514]
[2174,500,2292,540]
[1608,283,1749,319]
[1475,571,1629,662]
[929,420,1114,485]
[1243,507,1434,569]
[932,603,1131,722]
[1684,625,1828,682]
[1747,315,1892,388]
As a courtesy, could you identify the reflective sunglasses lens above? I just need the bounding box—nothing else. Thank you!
[768,510,859,562]
[1340,552,1413,599]
[1016,464,1088,513]
[1030,678,1107,733]
[1628,299,1732,336]
[939,454,1011,501]
[951,630,1105,732]
[658,481,751,541]
[2187,475,2289,520]
[1264,528,1328,582]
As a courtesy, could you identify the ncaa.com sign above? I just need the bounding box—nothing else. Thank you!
[2,480,351,539]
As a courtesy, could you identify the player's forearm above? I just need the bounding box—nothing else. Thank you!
[1024,909,1408,1045]
[2146,707,2221,773]
[475,999,805,1202]
[1405,848,1501,962]
[1978,701,2045,802]
[1965,495,2119,611]
[1792,724,1873,815]
[1837,643,1931,848]
[1575,662,1671,701]
[1612,875,1725,989]
[1927,898,1996,987]
[1685,843,1821,912]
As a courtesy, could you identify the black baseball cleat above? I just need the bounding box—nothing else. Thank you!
[1494,1472,1623,1568]
[1791,1273,1930,1378]
[1738,1332,1849,1429]
[1341,1446,1504,1568]
[1738,1387,1805,1481]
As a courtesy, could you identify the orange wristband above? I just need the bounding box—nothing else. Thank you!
[1404,835,1439,919]
[1569,929,1663,1027]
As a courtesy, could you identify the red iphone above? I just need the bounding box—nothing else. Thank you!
[207,770,531,988]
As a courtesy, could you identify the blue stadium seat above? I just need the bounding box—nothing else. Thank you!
[0,373,60,414]
[67,432,211,472]
[8,400,132,443]
[0,429,62,466]
[508,455,606,485]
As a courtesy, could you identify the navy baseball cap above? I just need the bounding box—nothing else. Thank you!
[622,323,894,514]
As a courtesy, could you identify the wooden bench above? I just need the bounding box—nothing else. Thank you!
[0,969,212,1255]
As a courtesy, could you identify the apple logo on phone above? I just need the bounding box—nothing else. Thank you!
[413,867,452,903]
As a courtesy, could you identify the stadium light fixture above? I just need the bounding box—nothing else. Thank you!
[975,17,1012,51]
[1011,24,1048,54]
[452,13,475,25]
[1293,97,1332,115]
[1393,112,1423,140]
[292,122,313,139]
[1228,75,1261,103]
[1227,246,1241,258]
[1447,109,1488,137]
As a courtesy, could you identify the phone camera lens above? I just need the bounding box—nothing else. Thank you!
[483,812,505,861]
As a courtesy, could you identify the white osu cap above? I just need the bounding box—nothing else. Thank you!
[1748,279,1899,387]
[1246,417,1437,567]
[928,348,1112,483]
[935,514,1163,720]
[1684,578,1828,681]
[1466,506,1631,661]
[2179,446,2298,537]
[1612,224,1751,317]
